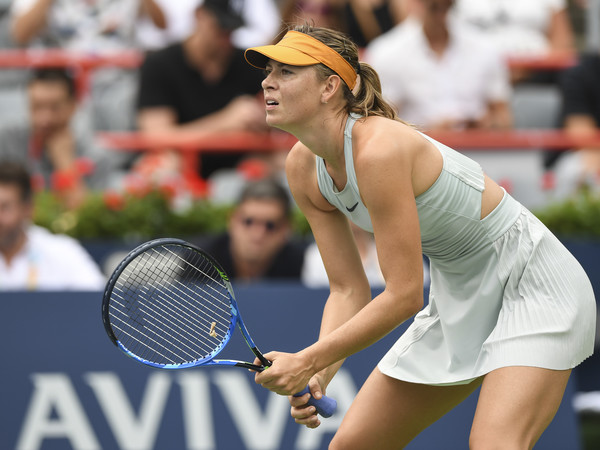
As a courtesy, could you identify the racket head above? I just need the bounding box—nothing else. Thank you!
[102,238,238,369]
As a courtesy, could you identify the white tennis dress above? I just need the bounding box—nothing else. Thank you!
[315,113,596,385]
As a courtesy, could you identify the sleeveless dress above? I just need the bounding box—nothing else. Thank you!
[315,113,596,385]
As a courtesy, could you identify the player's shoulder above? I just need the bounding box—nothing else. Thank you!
[286,141,316,177]
[353,116,418,152]
[352,116,428,173]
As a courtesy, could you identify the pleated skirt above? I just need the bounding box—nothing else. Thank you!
[378,195,597,385]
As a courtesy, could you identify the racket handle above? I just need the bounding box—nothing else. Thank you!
[294,386,337,418]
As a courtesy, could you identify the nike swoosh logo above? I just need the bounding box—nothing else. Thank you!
[346,202,359,212]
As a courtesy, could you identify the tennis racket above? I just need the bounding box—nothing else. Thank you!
[102,237,336,417]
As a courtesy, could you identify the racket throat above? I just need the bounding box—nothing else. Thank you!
[251,346,271,368]
[235,361,266,372]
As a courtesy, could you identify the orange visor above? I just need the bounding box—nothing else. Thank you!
[245,30,357,90]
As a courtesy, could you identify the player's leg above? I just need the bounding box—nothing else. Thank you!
[469,366,571,449]
[329,367,482,450]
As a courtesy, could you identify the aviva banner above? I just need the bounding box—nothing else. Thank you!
[0,284,582,450]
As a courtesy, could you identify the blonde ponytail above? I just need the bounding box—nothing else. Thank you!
[293,24,402,122]
[348,61,399,120]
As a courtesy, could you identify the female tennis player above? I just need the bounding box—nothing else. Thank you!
[244,25,596,448]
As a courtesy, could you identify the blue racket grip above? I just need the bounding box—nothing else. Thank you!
[293,386,337,418]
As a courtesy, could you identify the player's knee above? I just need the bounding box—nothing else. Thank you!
[469,426,534,450]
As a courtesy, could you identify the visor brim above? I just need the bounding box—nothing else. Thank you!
[245,45,320,69]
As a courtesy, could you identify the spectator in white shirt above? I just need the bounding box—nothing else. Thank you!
[454,0,575,83]
[0,162,105,291]
[454,0,575,58]
[365,0,512,131]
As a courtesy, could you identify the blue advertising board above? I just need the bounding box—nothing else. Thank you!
[0,284,582,449]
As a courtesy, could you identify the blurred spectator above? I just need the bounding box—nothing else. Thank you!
[10,0,165,50]
[280,0,347,33]
[135,0,198,50]
[0,68,114,208]
[9,0,166,131]
[550,51,600,199]
[279,0,419,46]
[365,0,513,131]
[454,0,575,58]
[135,0,267,179]
[302,221,430,288]
[135,0,280,50]
[201,178,306,282]
[0,162,105,291]
[343,0,414,47]
[230,0,281,48]
[454,0,576,83]
[0,0,28,124]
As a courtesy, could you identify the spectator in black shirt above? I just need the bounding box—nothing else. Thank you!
[202,178,307,282]
[136,0,267,178]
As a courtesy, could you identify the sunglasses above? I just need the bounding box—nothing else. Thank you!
[240,216,283,232]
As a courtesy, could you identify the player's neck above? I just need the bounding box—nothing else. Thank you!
[293,113,347,163]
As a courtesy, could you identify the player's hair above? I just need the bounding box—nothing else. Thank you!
[0,162,33,202]
[28,67,77,99]
[292,24,401,121]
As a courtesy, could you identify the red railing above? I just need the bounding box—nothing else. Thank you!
[426,129,600,150]
[0,49,143,97]
[98,128,600,197]
[0,48,578,97]
[506,52,577,71]
[98,130,296,153]
[98,129,600,154]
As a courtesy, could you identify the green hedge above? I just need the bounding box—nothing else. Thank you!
[33,187,600,240]
[33,189,312,240]
[533,188,600,239]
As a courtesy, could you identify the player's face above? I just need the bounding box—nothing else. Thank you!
[261,61,324,130]
[229,199,290,267]
[28,81,76,139]
[0,184,31,254]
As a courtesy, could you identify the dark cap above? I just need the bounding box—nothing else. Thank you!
[201,0,245,31]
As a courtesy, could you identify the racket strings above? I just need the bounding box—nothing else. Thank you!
[108,244,234,366]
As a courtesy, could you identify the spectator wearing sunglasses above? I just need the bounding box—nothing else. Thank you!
[201,178,307,282]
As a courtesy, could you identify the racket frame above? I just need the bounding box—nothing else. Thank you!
[102,238,269,371]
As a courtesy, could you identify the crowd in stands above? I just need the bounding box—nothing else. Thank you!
[0,0,598,290]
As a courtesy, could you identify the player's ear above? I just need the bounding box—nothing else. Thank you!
[321,75,342,104]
